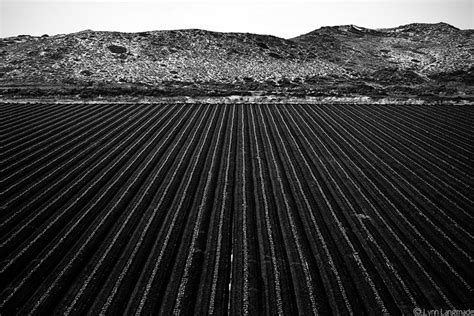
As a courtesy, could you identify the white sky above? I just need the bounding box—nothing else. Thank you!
[1,0,472,38]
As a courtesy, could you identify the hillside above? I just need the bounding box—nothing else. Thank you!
[0,23,472,99]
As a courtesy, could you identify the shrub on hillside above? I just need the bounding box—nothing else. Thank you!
[268,52,282,59]
[107,45,127,54]
[256,42,269,49]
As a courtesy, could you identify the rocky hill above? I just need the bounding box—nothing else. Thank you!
[0,23,472,99]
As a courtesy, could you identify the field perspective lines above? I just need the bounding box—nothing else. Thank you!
[0,102,472,315]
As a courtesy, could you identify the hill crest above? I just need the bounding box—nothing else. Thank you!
[0,23,472,99]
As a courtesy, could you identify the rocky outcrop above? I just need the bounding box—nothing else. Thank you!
[0,23,472,98]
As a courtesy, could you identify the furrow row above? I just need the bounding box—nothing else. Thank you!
[1,102,471,315]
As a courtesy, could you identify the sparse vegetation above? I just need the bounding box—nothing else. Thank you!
[0,22,471,99]
[80,70,93,76]
[268,51,282,59]
[107,44,127,54]
[256,41,269,49]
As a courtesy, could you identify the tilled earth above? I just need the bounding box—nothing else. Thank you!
[0,102,473,314]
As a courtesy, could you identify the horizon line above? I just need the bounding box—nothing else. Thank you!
[1,21,469,40]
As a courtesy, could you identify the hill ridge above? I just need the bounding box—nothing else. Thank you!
[0,22,472,99]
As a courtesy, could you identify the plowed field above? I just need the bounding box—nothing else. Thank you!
[1,102,473,314]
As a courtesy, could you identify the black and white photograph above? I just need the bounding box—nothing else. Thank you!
[0,0,473,314]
